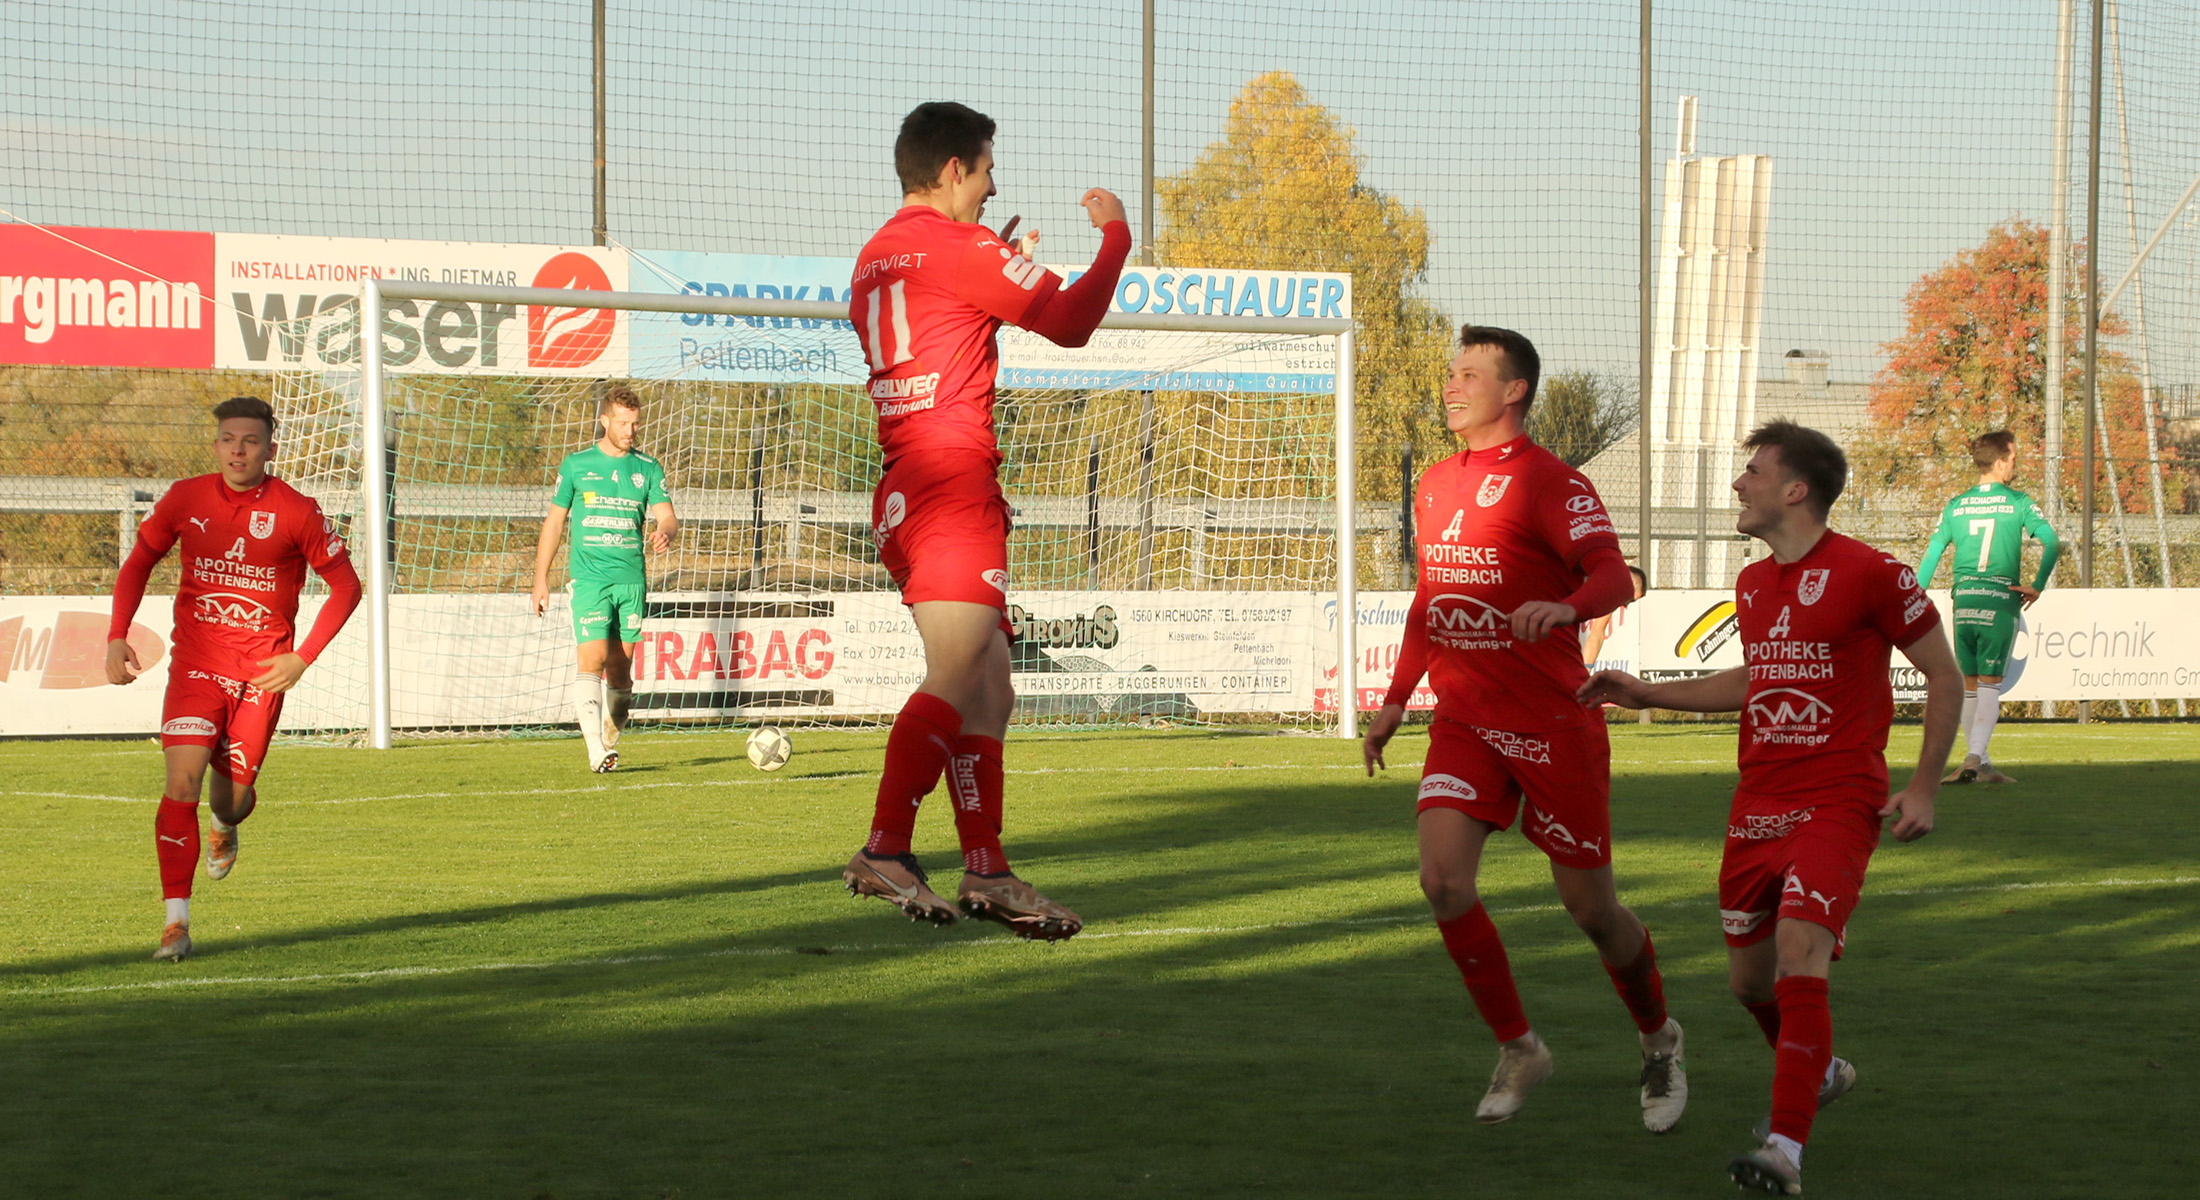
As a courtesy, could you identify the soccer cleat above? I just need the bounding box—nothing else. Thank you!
[1728,1139,1804,1195]
[1940,762,1970,784]
[1977,765,2017,785]
[957,873,1083,942]
[205,823,239,881]
[1754,1057,1856,1142]
[1954,754,1981,783]
[1475,1031,1554,1124]
[843,851,958,926]
[153,922,193,963]
[1639,1018,1688,1133]
[591,749,619,774]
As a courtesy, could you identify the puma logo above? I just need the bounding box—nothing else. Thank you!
[158,835,189,846]
[187,517,210,532]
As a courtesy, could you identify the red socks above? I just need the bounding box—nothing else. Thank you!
[1436,904,1531,1043]
[1769,974,1834,1144]
[155,799,199,900]
[947,734,1008,876]
[862,692,964,857]
[1744,999,1784,1046]
[1601,926,1669,1034]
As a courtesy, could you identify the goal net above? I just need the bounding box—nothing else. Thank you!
[268,280,1360,744]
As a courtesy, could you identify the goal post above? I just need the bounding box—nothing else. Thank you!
[311,278,1359,748]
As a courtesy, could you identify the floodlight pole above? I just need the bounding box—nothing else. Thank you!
[1637,0,1653,574]
[1141,0,1156,266]
[360,278,395,750]
[592,0,607,247]
[1334,329,1359,740]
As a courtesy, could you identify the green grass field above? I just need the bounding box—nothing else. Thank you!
[2,722,2194,1199]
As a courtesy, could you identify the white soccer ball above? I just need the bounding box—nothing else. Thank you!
[745,725,792,771]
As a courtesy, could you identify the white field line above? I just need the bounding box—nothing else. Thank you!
[10,875,2194,999]
[15,749,2197,807]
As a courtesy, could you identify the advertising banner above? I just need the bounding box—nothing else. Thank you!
[213,233,628,376]
[14,588,2193,738]
[0,225,215,368]
[630,246,1350,392]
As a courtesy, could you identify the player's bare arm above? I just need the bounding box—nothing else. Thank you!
[105,639,144,686]
[647,501,677,554]
[531,504,567,616]
[1883,625,1962,841]
[1362,702,1406,775]
[1578,665,1748,713]
[2012,583,2041,608]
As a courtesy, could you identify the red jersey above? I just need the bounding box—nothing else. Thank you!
[1734,530,1940,803]
[1390,435,1627,731]
[849,206,1129,465]
[113,474,354,680]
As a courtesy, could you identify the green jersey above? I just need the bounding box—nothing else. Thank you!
[552,444,672,585]
[1919,482,2060,598]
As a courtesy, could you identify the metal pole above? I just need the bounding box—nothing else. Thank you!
[592,0,607,246]
[1142,0,1156,265]
[2080,0,2103,725]
[1638,0,1654,578]
[1334,329,1359,740]
[360,278,394,750]
[2046,0,2074,517]
[1399,446,1414,588]
[2083,0,2101,592]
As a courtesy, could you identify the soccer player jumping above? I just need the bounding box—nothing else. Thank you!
[1579,421,1962,1195]
[105,396,363,962]
[840,101,1130,940]
[532,385,677,773]
[1363,327,1686,1131]
[1917,430,2058,785]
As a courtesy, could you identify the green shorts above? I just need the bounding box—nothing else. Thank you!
[570,578,647,645]
[1950,603,2018,677]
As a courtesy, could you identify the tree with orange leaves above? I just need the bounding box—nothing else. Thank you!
[1857,219,2175,516]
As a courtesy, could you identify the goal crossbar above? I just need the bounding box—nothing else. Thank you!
[355,278,1359,748]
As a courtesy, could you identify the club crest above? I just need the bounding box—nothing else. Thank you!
[1798,568,1830,606]
[248,511,276,539]
[1475,475,1513,508]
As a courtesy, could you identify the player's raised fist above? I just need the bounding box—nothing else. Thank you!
[1081,188,1128,230]
[104,638,143,687]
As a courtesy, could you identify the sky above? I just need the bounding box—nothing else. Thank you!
[6,0,2198,390]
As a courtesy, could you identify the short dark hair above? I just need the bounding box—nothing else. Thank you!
[1457,324,1540,409]
[1743,419,1847,518]
[895,102,996,195]
[1627,564,1648,593]
[600,384,641,415]
[1971,429,2016,471]
[212,395,276,437]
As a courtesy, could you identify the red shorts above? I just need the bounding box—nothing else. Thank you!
[872,453,1012,629]
[1718,794,1883,957]
[1416,716,1612,869]
[161,666,284,788]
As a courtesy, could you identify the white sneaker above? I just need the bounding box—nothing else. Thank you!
[1640,1018,1688,1133]
[1475,1032,1554,1124]
[1754,1057,1855,1141]
[1728,1139,1803,1195]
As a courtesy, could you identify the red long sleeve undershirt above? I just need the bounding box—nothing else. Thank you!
[1381,545,1634,710]
[1018,220,1132,347]
[108,539,160,645]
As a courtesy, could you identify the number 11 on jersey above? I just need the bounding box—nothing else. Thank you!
[862,280,914,371]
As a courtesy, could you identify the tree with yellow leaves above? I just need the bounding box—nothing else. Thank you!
[1157,71,1454,494]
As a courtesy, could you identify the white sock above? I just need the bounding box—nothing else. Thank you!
[1968,682,2003,761]
[1957,690,1976,758]
[574,672,607,760]
[164,897,190,926]
[607,686,632,733]
[210,813,235,834]
[1769,1133,1804,1165]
